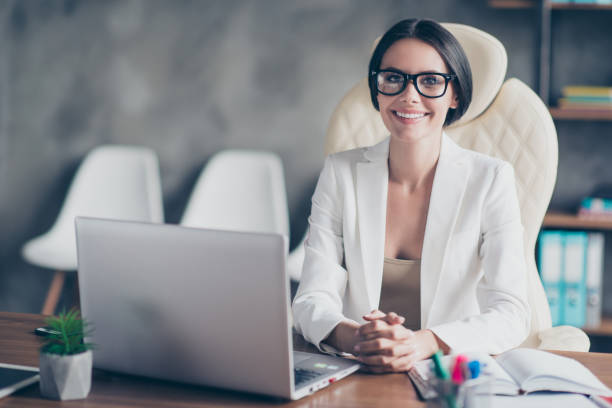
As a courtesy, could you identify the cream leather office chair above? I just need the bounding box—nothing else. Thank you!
[325,23,589,352]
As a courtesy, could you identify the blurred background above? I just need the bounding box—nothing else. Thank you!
[1,0,611,345]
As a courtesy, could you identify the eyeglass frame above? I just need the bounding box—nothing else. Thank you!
[370,69,457,99]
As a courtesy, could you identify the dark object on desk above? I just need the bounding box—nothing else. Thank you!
[0,363,39,399]
[34,326,61,337]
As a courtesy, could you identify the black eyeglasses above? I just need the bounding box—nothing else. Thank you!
[371,69,456,98]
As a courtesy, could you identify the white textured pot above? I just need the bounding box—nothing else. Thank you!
[39,350,92,400]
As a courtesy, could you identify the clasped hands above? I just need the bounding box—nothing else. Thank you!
[350,310,440,373]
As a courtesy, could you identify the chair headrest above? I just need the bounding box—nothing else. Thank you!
[441,23,507,127]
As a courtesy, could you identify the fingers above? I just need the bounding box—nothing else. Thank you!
[363,310,405,325]
[357,320,414,341]
[355,337,416,358]
[353,321,419,373]
[359,353,417,373]
[383,312,405,325]
[362,310,386,320]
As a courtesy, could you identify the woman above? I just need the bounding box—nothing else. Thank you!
[292,18,531,373]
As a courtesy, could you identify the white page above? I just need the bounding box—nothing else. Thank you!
[491,393,597,408]
[496,349,612,395]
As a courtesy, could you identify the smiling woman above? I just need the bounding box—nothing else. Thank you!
[293,18,531,374]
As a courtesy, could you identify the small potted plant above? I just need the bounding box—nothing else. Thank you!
[39,308,94,400]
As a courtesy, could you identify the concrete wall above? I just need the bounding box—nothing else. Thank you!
[1,0,611,315]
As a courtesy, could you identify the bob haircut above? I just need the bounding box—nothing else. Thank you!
[368,19,473,127]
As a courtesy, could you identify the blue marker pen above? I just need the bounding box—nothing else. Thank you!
[468,360,480,379]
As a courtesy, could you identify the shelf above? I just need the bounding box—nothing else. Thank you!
[489,0,612,9]
[551,3,612,10]
[583,317,612,336]
[550,107,612,121]
[543,212,612,230]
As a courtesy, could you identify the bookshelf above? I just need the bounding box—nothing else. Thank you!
[489,2,612,343]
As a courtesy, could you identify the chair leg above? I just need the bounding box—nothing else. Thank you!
[41,270,66,316]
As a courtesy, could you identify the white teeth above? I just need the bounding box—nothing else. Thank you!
[395,111,426,119]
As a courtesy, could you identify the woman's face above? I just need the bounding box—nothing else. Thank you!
[377,38,458,144]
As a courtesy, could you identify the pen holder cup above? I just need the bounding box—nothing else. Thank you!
[426,374,493,408]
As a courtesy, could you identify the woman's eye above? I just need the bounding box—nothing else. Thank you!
[420,75,442,87]
[385,74,403,83]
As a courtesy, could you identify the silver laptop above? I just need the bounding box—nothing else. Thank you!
[75,217,359,400]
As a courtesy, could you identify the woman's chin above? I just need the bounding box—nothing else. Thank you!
[390,131,429,144]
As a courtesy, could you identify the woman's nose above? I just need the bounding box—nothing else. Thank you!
[399,80,420,101]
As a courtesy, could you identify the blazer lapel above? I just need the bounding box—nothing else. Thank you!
[421,133,470,327]
[356,138,389,310]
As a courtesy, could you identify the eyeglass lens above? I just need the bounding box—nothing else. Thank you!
[376,72,448,97]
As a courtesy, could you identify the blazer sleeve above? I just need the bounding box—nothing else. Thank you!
[429,162,531,354]
[292,155,357,353]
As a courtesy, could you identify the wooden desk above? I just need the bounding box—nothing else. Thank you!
[1,312,611,408]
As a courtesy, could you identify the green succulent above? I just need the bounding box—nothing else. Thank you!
[41,308,95,355]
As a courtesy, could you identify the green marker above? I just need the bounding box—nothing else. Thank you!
[431,350,457,408]
[432,350,449,380]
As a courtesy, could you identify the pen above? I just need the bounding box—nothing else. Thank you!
[432,350,450,380]
[431,350,457,408]
[452,354,468,384]
[468,360,480,379]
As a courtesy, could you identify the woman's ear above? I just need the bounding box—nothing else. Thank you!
[450,95,459,109]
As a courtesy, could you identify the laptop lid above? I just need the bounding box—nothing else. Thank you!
[75,217,294,398]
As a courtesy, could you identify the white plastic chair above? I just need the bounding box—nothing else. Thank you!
[22,145,164,315]
[180,150,289,240]
[287,234,306,281]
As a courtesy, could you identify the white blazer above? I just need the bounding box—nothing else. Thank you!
[292,133,530,355]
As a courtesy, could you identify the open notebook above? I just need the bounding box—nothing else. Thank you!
[410,348,612,398]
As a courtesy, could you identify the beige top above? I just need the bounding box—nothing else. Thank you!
[378,257,421,331]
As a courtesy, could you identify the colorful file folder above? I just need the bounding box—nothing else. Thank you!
[563,232,588,328]
[539,231,564,326]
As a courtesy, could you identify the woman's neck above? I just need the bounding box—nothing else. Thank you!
[388,133,442,192]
